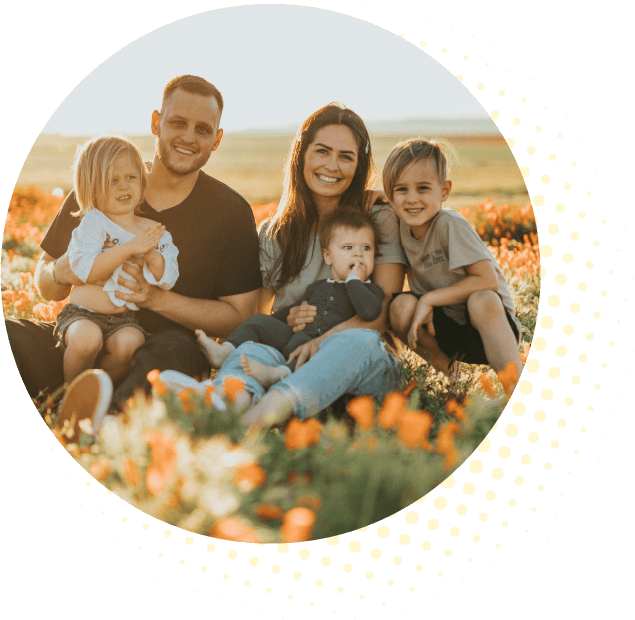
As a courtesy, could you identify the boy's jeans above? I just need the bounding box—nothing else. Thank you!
[214,329,401,419]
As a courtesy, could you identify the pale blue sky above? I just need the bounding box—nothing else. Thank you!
[43,5,493,135]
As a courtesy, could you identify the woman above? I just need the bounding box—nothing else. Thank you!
[211,103,406,427]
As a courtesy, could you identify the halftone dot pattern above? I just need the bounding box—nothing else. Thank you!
[2,5,623,618]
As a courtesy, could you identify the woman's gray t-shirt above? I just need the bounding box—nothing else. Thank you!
[259,203,406,311]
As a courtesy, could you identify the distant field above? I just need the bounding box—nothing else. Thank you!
[17,133,529,209]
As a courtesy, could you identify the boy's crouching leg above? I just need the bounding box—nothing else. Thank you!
[389,293,418,340]
[466,290,506,329]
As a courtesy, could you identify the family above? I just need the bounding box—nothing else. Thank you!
[5,74,522,437]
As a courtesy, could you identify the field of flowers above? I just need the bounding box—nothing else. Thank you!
[3,186,539,541]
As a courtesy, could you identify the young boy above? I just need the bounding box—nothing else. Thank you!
[385,139,522,380]
[195,208,385,388]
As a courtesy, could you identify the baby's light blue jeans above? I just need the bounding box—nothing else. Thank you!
[214,328,401,419]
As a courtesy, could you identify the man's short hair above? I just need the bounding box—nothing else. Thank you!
[161,75,224,115]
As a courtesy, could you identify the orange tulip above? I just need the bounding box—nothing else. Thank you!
[346,395,374,430]
[296,494,323,511]
[446,398,466,422]
[377,392,407,430]
[124,458,141,486]
[497,363,519,396]
[402,379,417,396]
[285,418,323,450]
[478,374,496,397]
[89,456,110,481]
[146,369,168,396]
[223,377,245,402]
[397,410,433,449]
[256,504,283,520]
[519,342,530,363]
[235,463,266,491]
[178,389,195,414]
[145,429,178,496]
[436,420,461,469]
[19,272,30,287]
[280,507,316,543]
[210,518,259,543]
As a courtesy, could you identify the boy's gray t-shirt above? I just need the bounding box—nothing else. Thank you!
[259,203,406,311]
[400,208,522,340]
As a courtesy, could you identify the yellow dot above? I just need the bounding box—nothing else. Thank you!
[416,565,423,572]
[555,274,567,285]
[164,530,172,538]
[492,469,504,480]
[349,541,361,553]
[519,381,533,395]
[579,354,588,362]
[542,175,551,184]
[463,483,475,495]
[526,359,540,373]
[548,295,560,308]
[515,477,524,486]
[535,125,542,132]
[250,557,259,566]
[327,536,339,546]
[513,118,521,126]
[512,402,525,416]
[499,90,505,95]
[563,325,574,336]
[184,536,194,545]
[565,397,573,406]
[244,581,249,586]
[527,146,536,155]
[321,557,331,567]
[558,419,567,428]
[541,244,552,257]
[479,513,488,522]
[299,549,310,560]
[420,41,426,46]
[293,572,302,580]
[551,441,560,449]
[491,110,499,119]
[570,303,581,313]
[521,454,531,464]
[469,461,483,474]
[377,526,390,538]
[499,446,511,458]
[505,424,518,437]
[393,556,402,565]
[207,543,215,552]
[571,375,581,385]
[540,316,554,329]
[456,75,463,82]
[506,138,515,147]
[541,389,554,400]
[571,232,580,241]
[540,266,547,279]
[555,346,567,357]
[544,463,552,470]
[338,586,344,592]
[371,549,381,559]
[477,439,491,453]
[457,504,468,516]
[578,282,587,291]
[143,524,150,530]
[272,565,280,573]
[586,333,594,341]
[534,337,547,350]
[549,154,556,160]
[485,490,496,501]
[556,203,565,212]
[315,579,322,586]
[405,511,419,524]
[602,291,607,297]
[400,534,411,545]
[365,572,373,580]
[444,550,452,557]
[509,499,516,506]
[593,312,601,319]
[201,567,207,572]
[277,544,288,553]
[528,432,539,443]
[266,588,272,592]
[520,166,530,178]
[548,224,559,235]
[228,550,237,560]
[564,182,571,189]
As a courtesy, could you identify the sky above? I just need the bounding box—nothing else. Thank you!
[42,5,493,135]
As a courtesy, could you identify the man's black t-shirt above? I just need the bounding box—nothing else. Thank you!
[41,171,263,334]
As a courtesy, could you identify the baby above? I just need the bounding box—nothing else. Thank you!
[196,208,385,388]
[385,138,522,380]
[53,135,179,384]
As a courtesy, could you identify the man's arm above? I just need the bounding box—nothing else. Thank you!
[113,262,259,338]
[34,252,80,301]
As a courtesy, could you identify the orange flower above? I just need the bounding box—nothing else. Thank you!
[436,420,461,450]
[285,418,323,450]
[478,374,496,397]
[124,458,141,486]
[446,398,466,422]
[146,369,168,396]
[178,389,195,414]
[19,272,30,287]
[288,471,313,484]
[235,463,266,490]
[89,456,110,481]
[377,392,407,430]
[397,410,433,448]
[145,429,178,496]
[256,504,283,520]
[204,384,215,407]
[296,494,323,511]
[519,342,530,363]
[7,248,14,262]
[497,363,519,396]
[280,507,316,543]
[347,395,374,430]
[442,447,459,470]
[402,379,417,396]
[210,518,259,543]
[223,377,245,402]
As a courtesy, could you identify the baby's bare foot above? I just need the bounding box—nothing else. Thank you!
[195,329,232,369]
[240,354,290,389]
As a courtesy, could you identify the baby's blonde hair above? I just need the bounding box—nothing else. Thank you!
[71,135,146,217]
[382,138,458,202]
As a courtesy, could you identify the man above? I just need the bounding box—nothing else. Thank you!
[6,75,262,430]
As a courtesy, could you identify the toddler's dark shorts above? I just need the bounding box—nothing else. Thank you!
[53,303,147,351]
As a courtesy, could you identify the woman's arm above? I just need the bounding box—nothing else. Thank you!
[287,262,405,369]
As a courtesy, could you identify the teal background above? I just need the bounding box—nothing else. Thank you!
[0,0,635,619]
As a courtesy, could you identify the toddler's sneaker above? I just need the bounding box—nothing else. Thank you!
[55,369,113,442]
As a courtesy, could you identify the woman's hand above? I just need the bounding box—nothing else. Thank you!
[287,333,327,369]
[364,189,387,210]
[114,260,155,307]
[286,301,317,333]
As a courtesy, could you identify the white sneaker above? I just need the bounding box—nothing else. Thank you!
[159,370,227,411]
[55,369,113,441]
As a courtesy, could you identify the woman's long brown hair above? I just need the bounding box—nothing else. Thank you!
[264,103,377,292]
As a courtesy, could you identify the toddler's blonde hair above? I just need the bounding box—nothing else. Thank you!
[382,138,458,202]
[72,135,146,217]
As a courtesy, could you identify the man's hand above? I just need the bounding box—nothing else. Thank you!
[286,301,317,333]
[114,261,156,307]
[408,297,435,350]
[287,334,327,369]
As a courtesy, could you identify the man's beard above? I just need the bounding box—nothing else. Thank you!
[156,139,211,176]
